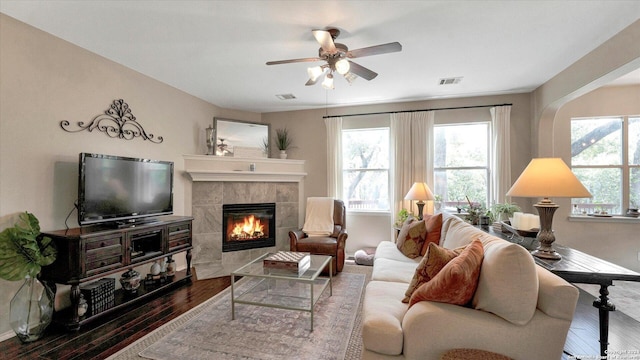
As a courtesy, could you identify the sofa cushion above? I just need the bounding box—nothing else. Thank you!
[396,219,427,258]
[471,237,539,325]
[419,213,443,256]
[440,216,484,249]
[362,280,409,356]
[402,242,465,303]
[372,257,420,283]
[409,239,484,308]
[375,241,420,264]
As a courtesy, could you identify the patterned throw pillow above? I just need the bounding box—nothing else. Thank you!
[402,242,466,303]
[409,239,484,308]
[395,216,416,246]
[419,213,443,256]
[396,220,427,259]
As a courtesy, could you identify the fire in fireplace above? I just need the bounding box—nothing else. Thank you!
[222,203,276,252]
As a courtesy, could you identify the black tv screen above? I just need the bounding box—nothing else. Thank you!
[78,153,174,226]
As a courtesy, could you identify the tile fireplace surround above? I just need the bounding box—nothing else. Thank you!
[184,155,306,278]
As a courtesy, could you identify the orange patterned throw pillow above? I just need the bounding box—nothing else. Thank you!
[396,219,427,258]
[408,239,484,308]
[419,213,443,256]
[402,242,466,303]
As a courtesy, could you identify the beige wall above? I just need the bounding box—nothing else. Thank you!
[0,14,259,337]
[551,85,640,271]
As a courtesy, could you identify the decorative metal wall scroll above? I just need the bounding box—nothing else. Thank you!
[60,99,164,143]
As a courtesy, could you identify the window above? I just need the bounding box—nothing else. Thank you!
[570,116,640,215]
[342,128,390,211]
[433,123,490,209]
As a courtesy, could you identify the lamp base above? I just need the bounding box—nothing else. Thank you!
[530,248,562,260]
[416,201,425,220]
[532,200,562,260]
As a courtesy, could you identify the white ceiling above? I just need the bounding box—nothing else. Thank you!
[1,1,639,113]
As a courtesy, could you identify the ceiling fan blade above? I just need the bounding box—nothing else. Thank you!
[347,42,402,58]
[266,57,322,65]
[348,61,378,81]
[312,29,337,54]
[305,78,318,86]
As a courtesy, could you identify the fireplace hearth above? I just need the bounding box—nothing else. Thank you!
[222,203,276,252]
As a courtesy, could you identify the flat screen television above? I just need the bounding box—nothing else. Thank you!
[78,153,174,226]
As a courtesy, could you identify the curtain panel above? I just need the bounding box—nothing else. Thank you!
[491,105,512,204]
[390,111,434,232]
[324,117,343,198]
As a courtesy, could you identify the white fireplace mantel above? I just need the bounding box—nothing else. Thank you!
[183,154,306,182]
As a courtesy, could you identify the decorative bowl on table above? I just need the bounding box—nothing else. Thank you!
[501,221,538,238]
[120,269,141,293]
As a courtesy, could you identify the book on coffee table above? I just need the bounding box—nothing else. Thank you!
[263,251,311,276]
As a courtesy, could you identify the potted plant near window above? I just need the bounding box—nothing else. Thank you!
[0,212,57,342]
[491,202,522,223]
[274,127,294,159]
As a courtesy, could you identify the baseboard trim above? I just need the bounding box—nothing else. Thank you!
[0,330,15,342]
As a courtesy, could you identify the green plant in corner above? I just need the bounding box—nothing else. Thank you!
[0,212,57,281]
[0,212,57,342]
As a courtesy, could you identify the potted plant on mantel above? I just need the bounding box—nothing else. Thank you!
[274,127,294,159]
[0,212,57,342]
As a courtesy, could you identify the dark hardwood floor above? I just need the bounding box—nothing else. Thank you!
[1,271,231,360]
[2,271,638,360]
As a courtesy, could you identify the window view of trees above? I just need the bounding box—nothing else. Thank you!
[433,123,490,209]
[570,116,640,214]
[342,128,390,211]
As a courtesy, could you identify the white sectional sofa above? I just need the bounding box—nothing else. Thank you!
[362,212,579,360]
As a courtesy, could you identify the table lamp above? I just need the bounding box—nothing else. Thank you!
[506,158,591,260]
[404,182,435,220]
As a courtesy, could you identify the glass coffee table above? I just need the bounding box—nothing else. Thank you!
[231,253,332,331]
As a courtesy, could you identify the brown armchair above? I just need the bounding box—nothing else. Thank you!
[289,199,348,275]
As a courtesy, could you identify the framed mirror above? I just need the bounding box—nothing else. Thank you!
[213,118,270,157]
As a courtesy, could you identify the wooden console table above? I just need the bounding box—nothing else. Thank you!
[485,227,640,357]
[40,216,193,330]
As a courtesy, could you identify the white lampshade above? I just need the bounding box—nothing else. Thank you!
[335,59,350,75]
[307,66,324,81]
[404,182,435,201]
[322,73,334,90]
[506,158,592,198]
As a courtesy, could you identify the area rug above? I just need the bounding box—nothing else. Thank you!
[107,264,372,360]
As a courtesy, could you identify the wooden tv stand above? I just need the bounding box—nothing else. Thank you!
[40,216,193,330]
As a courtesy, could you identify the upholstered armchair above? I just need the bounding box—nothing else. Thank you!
[289,199,348,275]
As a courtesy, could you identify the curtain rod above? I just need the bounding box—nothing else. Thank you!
[321,103,512,119]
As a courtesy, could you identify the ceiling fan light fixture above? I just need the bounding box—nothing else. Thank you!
[322,73,334,90]
[335,59,350,75]
[307,66,324,81]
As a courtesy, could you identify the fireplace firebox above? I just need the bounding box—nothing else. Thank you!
[222,203,276,252]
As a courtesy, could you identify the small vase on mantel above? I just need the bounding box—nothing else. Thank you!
[279,150,288,159]
[10,275,55,343]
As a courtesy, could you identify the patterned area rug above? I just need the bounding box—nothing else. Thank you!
[107,264,372,360]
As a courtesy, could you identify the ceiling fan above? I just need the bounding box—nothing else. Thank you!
[266,28,402,89]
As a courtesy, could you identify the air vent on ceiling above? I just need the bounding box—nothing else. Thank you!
[275,94,297,100]
[439,77,463,85]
